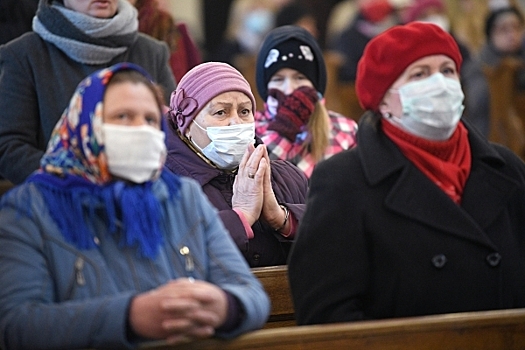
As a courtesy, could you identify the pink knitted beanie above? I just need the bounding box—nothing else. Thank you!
[168,62,256,134]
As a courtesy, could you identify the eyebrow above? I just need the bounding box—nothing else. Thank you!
[208,100,252,108]
[238,101,252,108]
[207,101,232,110]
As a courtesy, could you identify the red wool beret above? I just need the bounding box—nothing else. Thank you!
[355,22,462,111]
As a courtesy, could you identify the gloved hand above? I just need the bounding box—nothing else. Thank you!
[267,86,319,141]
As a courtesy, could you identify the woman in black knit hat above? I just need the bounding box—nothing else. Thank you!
[254,25,357,178]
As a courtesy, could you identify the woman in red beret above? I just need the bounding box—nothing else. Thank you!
[288,21,525,325]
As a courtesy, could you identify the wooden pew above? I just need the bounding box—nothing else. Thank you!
[251,265,295,328]
[141,308,525,350]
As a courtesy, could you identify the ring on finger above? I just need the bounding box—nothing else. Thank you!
[248,173,255,179]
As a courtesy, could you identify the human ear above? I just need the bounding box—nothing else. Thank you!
[378,100,391,118]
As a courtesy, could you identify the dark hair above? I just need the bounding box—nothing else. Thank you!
[275,3,313,28]
[485,6,524,39]
[107,69,165,114]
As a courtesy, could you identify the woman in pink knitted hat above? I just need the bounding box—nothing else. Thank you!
[288,22,525,325]
[165,61,308,268]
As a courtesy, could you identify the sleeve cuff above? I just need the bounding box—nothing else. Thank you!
[232,208,255,239]
[215,291,245,333]
[280,211,297,238]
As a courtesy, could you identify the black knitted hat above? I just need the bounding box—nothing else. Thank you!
[256,25,326,100]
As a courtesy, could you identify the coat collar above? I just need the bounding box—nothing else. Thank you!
[164,121,225,187]
[358,112,519,249]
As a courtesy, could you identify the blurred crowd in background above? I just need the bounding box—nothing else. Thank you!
[3,0,525,159]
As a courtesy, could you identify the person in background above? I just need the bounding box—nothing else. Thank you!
[479,6,525,88]
[331,0,411,85]
[165,62,308,267]
[275,1,319,39]
[294,0,345,49]
[209,0,284,68]
[0,63,270,350]
[132,0,202,82]
[0,0,176,185]
[403,0,492,138]
[288,22,525,325]
[325,0,360,48]
[476,6,525,156]
[254,25,358,178]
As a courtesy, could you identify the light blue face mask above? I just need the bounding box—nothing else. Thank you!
[390,73,465,140]
[244,9,274,34]
[192,121,255,170]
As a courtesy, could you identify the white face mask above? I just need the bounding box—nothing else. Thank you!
[102,124,166,183]
[192,121,255,170]
[389,73,465,140]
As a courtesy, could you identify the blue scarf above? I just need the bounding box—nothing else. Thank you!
[27,63,181,259]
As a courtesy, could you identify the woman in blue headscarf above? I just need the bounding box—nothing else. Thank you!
[0,63,269,350]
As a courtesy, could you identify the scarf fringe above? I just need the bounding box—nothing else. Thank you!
[26,172,181,259]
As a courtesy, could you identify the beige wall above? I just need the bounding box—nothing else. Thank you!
[160,0,204,47]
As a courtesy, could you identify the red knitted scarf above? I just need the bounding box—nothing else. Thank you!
[381,119,472,204]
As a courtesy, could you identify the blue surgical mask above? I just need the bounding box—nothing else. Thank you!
[388,73,465,140]
[244,9,274,34]
[192,121,255,170]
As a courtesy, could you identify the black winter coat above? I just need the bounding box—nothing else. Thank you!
[289,112,525,324]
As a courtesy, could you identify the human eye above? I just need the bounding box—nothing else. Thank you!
[240,108,252,117]
[295,74,308,81]
[145,114,160,126]
[441,66,457,76]
[213,109,227,117]
[270,76,284,83]
[116,112,130,121]
[410,69,427,80]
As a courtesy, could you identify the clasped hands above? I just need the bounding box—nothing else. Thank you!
[128,278,228,345]
[232,143,287,231]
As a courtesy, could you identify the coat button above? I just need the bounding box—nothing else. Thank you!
[486,252,501,267]
[253,254,260,261]
[431,254,447,269]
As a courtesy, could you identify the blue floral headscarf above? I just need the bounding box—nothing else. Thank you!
[26,62,181,259]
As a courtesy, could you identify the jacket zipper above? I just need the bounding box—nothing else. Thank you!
[75,256,86,286]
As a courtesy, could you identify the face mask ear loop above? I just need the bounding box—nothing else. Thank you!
[192,120,207,132]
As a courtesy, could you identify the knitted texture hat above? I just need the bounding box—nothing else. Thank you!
[356,22,462,111]
[256,25,326,100]
[169,62,256,134]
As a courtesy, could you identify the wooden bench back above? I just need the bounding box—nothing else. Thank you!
[250,265,295,328]
[143,308,525,349]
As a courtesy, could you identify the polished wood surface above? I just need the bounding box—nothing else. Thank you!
[141,308,525,350]
[251,265,295,328]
